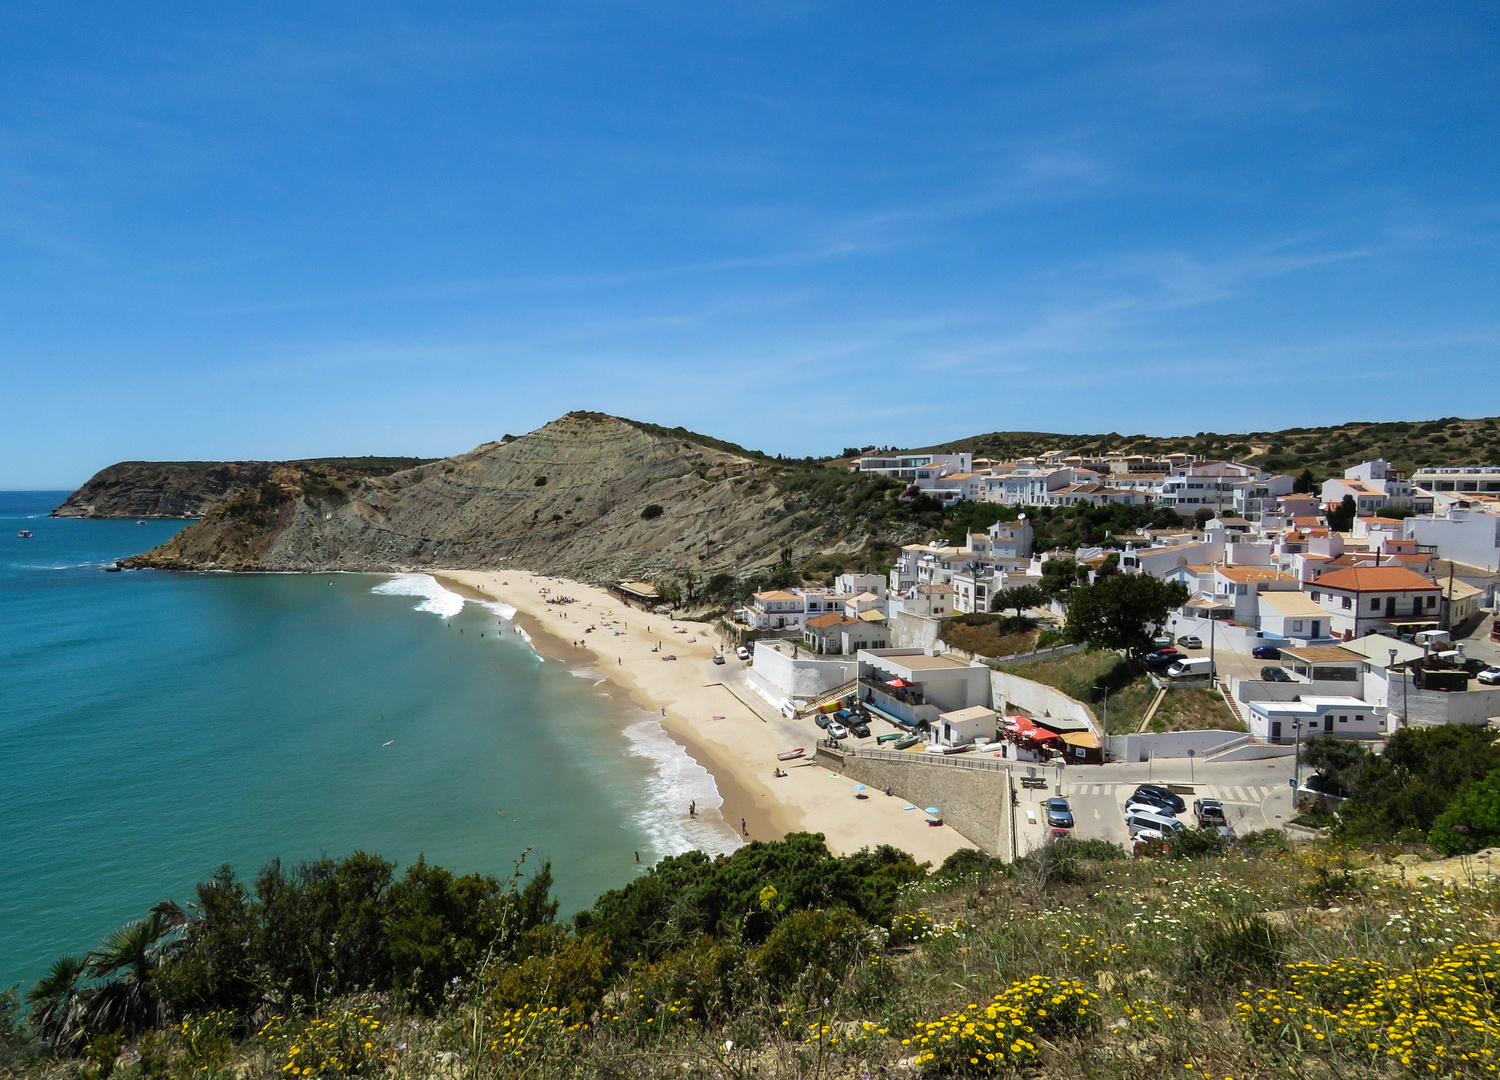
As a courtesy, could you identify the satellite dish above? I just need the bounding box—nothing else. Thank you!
[1018,513,1026,520]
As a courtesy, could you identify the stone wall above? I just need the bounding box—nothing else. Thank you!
[888,611,944,651]
[748,641,856,712]
[1106,729,1250,762]
[816,747,1013,858]
[989,670,1098,733]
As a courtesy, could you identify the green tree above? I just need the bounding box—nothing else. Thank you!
[25,956,87,1049]
[1063,575,1190,658]
[1327,494,1358,532]
[1039,558,1086,598]
[1429,770,1500,854]
[1339,726,1500,841]
[1300,735,1369,797]
[1294,468,1317,494]
[990,584,1043,618]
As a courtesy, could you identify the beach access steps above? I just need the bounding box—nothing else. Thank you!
[798,679,858,715]
[1216,677,1247,727]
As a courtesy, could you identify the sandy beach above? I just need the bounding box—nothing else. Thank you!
[431,569,971,867]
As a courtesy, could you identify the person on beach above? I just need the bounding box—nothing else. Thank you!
[689,801,696,817]
[741,818,747,836]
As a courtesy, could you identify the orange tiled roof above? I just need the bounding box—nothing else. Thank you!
[1312,566,1440,593]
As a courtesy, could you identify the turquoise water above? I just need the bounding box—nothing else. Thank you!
[0,492,735,988]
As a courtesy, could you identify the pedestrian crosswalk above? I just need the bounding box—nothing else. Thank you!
[1063,782,1278,805]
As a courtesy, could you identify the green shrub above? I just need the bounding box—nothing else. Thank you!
[534,476,547,486]
[935,847,995,879]
[625,936,745,1020]
[1167,827,1229,860]
[640,504,664,520]
[1237,829,1291,854]
[1429,769,1500,854]
[489,937,610,1013]
[751,907,867,998]
[1052,837,1128,861]
[1189,918,1286,985]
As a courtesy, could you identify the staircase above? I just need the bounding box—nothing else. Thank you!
[799,679,858,715]
[1216,678,1247,727]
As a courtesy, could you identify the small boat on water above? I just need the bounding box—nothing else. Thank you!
[136,520,147,525]
[776,748,806,761]
[17,529,32,538]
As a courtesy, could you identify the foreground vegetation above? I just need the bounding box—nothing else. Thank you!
[14,724,1500,1080]
[12,831,1500,1080]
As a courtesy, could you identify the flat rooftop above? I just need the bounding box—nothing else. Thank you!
[1282,646,1366,664]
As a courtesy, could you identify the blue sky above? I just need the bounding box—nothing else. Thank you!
[3,1,1498,487]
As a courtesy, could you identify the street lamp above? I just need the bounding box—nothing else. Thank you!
[1093,683,1110,733]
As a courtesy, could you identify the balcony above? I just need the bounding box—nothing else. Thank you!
[858,676,941,729]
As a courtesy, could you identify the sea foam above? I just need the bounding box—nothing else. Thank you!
[370,573,465,619]
[622,715,742,859]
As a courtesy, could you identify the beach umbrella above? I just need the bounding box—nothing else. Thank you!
[852,784,866,791]
[925,807,941,815]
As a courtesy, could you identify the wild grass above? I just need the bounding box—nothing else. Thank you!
[14,841,1500,1080]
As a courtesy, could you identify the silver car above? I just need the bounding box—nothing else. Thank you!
[826,721,849,740]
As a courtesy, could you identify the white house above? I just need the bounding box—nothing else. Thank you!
[1404,507,1500,573]
[857,452,971,480]
[835,572,888,599]
[1305,566,1443,639]
[1410,464,1500,497]
[932,705,997,748]
[1256,590,1332,642]
[1246,696,1384,744]
[1158,461,1265,515]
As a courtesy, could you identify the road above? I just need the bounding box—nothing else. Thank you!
[702,653,1296,855]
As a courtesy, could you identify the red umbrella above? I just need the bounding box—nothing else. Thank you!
[885,678,913,688]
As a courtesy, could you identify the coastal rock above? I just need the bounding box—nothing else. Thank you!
[112,412,874,582]
[53,457,437,519]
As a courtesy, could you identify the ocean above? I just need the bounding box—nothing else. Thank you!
[0,491,737,988]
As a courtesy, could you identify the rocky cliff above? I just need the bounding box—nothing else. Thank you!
[114,413,870,582]
[53,457,437,519]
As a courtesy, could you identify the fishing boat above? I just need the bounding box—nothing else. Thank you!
[875,732,904,744]
[893,735,921,750]
[776,748,806,761]
[17,529,32,538]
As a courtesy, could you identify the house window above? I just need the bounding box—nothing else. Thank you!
[1370,598,1381,611]
[1338,715,1347,723]
[1427,595,1436,608]
[1356,715,1365,724]
[1311,591,1320,601]
[1293,621,1304,632]
[1342,597,1352,609]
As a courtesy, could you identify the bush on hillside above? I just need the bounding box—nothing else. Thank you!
[1429,769,1500,855]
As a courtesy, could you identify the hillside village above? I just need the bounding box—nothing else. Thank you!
[719,448,1500,779]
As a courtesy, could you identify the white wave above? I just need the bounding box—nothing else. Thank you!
[621,716,742,859]
[370,573,466,619]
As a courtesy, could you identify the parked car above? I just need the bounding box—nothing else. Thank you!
[814,713,833,729]
[1176,635,1203,649]
[712,654,726,665]
[826,721,849,740]
[1125,798,1176,819]
[1152,635,1175,650]
[849,720,871,739]
[1479,667,1500,686]
[1132,784,1186,814]
[1144,648,1181,668]
[1252,645,1282,660]
[1193,798,1227,828]
[1261,666,1292,682]
[1045,797,1074,829]
[736,645,751,661]
[1126,808,1185,836]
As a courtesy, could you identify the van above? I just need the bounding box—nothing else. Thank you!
[1415,630,1452,647]
[1126,809,1185,836]
[1166,657,1214,679]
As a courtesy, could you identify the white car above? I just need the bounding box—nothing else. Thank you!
[1124,798,1176,818]
[1479,667,1500,686]
[736,645,751,661]
[826,721,849,740]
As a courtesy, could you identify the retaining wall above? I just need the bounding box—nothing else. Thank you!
[815,746,1013,858]
[989,670,1098,733]
[1106,729,1249,762]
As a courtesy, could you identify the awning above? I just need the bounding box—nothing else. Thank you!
[885,678,913,688]
[1060,731,1101,749]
